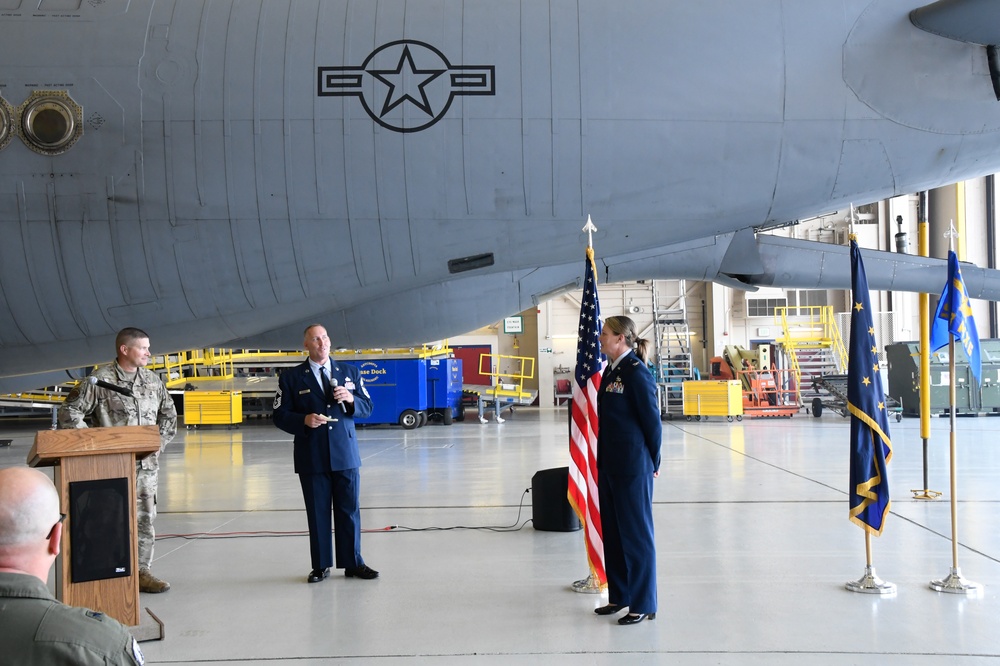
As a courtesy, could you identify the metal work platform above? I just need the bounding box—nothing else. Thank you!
[810,374,902,421]
[465,352,538,423]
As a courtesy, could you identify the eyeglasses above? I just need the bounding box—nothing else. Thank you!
[46,513,66,540]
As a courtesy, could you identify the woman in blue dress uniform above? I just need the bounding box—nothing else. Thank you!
[593,315,662,625]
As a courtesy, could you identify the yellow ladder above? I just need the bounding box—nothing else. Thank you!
[774,305,848,397]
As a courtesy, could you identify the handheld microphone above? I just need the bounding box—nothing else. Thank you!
[330,377,347,413]
[88,376,134,398]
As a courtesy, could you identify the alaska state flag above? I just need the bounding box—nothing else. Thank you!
[930,250,982,387]
[847,239,892,536]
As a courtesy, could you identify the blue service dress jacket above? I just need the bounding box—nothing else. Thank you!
[597,352,662,476]
[272,360,373,473]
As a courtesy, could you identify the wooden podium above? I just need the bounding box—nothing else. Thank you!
[28,425,161,627]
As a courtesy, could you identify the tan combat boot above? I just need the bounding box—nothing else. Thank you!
[138,568,171,593]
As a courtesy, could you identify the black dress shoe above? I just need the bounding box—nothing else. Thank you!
[618,612,656,625]
[594,604,627,616]
[344,564,379,579]
[307,568,329,583]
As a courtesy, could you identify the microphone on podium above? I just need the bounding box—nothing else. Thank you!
[87,376,134,398]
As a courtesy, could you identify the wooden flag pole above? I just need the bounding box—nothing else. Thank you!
[846,522,895,594]
[929,227,982,595]
[949,335,959,569]
[929,336,982,594]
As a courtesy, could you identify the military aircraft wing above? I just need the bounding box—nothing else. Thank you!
[602,233,1000,297]
[751,235,1000,297]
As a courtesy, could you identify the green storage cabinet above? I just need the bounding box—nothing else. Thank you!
[886,342,976,416]
[977,339,1000,411]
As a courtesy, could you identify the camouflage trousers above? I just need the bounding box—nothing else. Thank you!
[136,464,158,571]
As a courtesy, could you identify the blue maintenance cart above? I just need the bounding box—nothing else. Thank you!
[425,357,464,423]
[338,350,462,429]
[339,356,427,429]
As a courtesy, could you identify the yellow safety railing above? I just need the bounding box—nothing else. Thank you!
[154,344,455,389]
[0,389,71,404]
[230,350,306,362]
[332,344,453,360]
[828,314,848,371]
[156,349,235,388]
[478,353,535,401]
[3,342,457,399]
[774,305,849,391]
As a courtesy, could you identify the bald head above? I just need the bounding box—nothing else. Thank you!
[0,467,61,548]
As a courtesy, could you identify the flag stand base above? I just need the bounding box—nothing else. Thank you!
[930,567,983,595]
[846,565,896,594]
[571,574,606,595]
[910,488,942,500]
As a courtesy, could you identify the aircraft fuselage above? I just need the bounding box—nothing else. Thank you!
[1,0,1000,382]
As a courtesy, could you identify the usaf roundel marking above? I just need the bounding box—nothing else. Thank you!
[318,40,495,133]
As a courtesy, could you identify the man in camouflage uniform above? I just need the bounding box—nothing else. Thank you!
[58,327,177,594]
[0,467,145,665]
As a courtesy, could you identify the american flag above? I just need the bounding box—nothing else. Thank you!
[847,238,892,535]
[567,246,607,585]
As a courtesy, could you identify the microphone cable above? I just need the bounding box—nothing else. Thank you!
[156,488,534,541]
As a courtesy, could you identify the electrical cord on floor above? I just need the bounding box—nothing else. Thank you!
[389,488,533,533]
[156,529,309,541]
[155,488,533,540]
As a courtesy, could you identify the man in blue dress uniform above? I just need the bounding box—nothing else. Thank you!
[592,315,662,625]
[273,324,378,583]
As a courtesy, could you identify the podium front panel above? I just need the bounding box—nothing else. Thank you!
[56,454,139,626]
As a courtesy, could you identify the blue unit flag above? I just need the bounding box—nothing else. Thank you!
[930,250,982,387]
[847,239,892,536]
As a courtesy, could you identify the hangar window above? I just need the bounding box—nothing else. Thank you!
[786,290,828,308]
[746,298,786,317]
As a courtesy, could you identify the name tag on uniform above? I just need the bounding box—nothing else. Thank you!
[299,389,311,395]
[606,380,625,394]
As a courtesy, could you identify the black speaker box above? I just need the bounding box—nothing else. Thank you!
[531,466,582,532]
[69,477,131,583]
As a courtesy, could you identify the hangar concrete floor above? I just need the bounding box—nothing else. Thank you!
[1,406,999,664]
